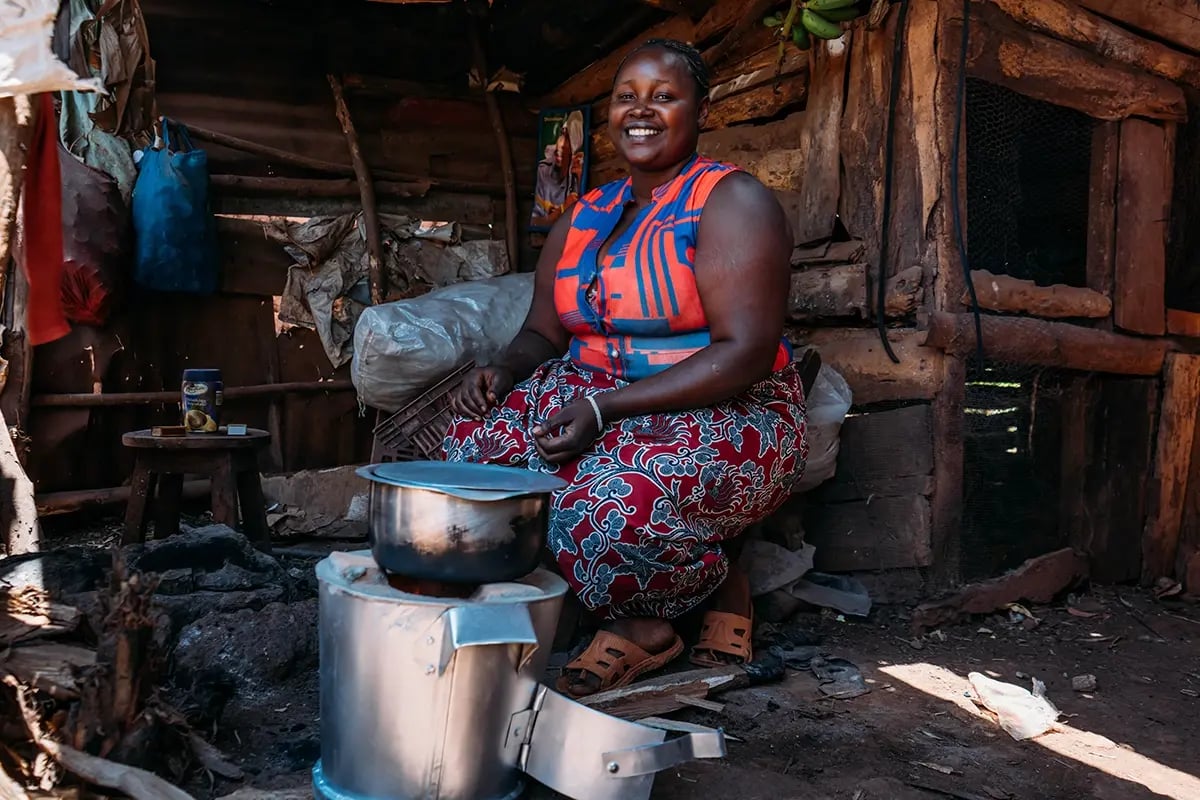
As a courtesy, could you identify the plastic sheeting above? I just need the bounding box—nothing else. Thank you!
[0,0,104,97]
[793,361,853,493]
[351,273,534,413]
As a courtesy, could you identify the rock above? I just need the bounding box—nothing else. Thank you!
[127,525,282,578]
[1072,674,1098,692]
[195,562,275,592]
[156,567,196,595]
[155,586,288,639]
[173,600,318,693]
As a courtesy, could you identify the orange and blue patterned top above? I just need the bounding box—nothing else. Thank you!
[554,154,792,382]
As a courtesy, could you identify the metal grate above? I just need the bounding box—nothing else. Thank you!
[964,78,1093,288]
[957,80,1095,579]
[371,361,475,463]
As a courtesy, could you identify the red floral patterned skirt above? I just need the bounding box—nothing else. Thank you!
[443,358,808,620]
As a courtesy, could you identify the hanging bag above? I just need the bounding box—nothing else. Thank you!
[131,117,219,294]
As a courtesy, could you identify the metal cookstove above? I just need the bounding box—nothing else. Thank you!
[311,549,726,800]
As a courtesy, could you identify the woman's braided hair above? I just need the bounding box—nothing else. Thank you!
[613,38,711,99]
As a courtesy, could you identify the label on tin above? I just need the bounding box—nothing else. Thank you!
[182,379,220,432]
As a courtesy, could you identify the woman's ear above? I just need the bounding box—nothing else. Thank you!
[697,97,711,131]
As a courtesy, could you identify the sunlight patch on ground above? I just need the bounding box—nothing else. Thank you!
[880,662,1200,800]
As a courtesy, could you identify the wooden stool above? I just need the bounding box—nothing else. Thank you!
[122,428,272,548]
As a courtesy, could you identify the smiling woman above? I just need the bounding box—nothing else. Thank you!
[444,39,808,698]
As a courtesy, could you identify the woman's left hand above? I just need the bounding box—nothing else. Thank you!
[532,399,602,464]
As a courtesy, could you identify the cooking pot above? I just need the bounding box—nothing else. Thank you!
[356,462,568,583]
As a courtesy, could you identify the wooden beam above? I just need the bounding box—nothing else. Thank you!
[793,35,849,244]
[807,494,933,571]
[1086,121,1120,303]
[989,0,1200,88]
[921,311,1171,375]
[1167,308,1200,338]
[789,263,924,322]
[1075,0,1200,57]
[328,74,385,305]
[209,174,431,198]
[948,2,1188,122]
[542,0,757,107]
[1142,354,1200,584]
[793,328,945,405]
[928,356,965,587]
[468,17,519,275]
[38,480,211,517]
[31,380,355,408]
[0,410,39,556]
[0,96,34,423]
[702,0,778,67]
[958,269,1112,318]
[1114,118,1170,335]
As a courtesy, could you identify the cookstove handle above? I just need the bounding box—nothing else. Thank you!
[599,728,728,778]
[437,603,540,675]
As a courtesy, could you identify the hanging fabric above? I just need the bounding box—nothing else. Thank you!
[20,93,71,346]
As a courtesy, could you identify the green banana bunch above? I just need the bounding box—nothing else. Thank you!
[801,7,845,39]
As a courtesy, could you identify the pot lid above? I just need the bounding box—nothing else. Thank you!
[359,461,567,498]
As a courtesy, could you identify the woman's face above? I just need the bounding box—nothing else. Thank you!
[608,47,707,173]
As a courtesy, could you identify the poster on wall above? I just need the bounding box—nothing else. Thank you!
[530,106,589,232]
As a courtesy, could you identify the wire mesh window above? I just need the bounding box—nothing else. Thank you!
[964,78,1093,288]
[959,80,1096,579]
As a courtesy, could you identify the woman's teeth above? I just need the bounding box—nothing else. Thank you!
[627,128,661,138]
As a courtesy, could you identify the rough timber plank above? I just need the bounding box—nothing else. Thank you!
[1142,354,1200,584]
[1114,118,1170,336]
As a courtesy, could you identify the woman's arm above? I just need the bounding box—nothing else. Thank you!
[596,171,792,422]
[533,172,792,463]
[495,211,574,380]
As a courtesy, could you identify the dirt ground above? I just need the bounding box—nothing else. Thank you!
[193,575,1199,800]
[23,519,1200,800]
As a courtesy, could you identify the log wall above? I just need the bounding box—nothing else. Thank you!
[549,0,1199,589]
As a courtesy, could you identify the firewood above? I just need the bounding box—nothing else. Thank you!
[579,666,749,720]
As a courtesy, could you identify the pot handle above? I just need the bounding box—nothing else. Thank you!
[438,604,539,674]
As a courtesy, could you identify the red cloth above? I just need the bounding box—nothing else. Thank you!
[20,93,70,346]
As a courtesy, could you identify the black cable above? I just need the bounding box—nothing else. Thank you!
[951,0,985,372]
[876,0,911,364]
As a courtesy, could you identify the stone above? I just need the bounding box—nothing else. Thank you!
[1072,674,1098,692]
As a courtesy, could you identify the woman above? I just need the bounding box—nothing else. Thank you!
[446,39,807,697]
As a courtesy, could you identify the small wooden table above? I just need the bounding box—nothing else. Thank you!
[122,428,271,548]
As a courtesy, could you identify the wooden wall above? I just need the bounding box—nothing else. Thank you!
[540,0,1200,589]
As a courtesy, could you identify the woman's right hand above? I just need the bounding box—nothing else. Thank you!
[449,365,515,420]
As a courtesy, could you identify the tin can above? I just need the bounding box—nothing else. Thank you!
[181,368,223,433]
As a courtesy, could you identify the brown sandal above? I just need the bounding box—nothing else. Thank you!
[555,630,684,698]
[689,610,753,668]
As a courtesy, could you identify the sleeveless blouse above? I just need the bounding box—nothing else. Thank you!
[553,154,792,382]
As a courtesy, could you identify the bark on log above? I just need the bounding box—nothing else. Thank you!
[948,3,1188,122]
[793,36,849,244]
[1075,0,1200,57]
[959,269,1112,318]
[31,379,354,408]
[208,174,431,198]
[328,74,385,306]
[1085,122,1119,304]
[0,410,39,556]
[990,0,1200,88]
[1142,354,1200,584]
[702,0,779,67]
[789,264,923,322]
[542,0,758,106]
[0,96,34,427]
[468,20,519,276]
[921,311,1171,375]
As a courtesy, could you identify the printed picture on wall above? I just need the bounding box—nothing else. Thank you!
[530,106,589,232]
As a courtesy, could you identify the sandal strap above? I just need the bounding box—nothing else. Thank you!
[696,610,753,659]
[564,630,653,685]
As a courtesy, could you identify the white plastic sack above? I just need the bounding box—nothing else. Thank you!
[793,362,853,493]
[351,273,534,413]
[969,672,1060,741]
[0,0,104,97]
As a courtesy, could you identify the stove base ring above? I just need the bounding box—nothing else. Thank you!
[312,760,526,800]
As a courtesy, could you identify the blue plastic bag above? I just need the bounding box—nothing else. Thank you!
[131,118,219,294]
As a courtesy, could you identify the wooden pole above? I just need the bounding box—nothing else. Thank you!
[208,174,431,198]
[30,379,355,408]
[921,311,1171,375]
[957,269,1112,318]
[467,17,520,275]
[702,0,779,67]
[37,480,211,517]
[0,96,34,421]
[0,410,39,556]
[185,122,503,196]
[1141,354,1200,584]
[327,74,385,306]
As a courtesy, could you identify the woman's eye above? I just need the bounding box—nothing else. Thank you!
[654,94,673,102]
[616,93,635,101]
